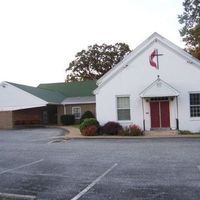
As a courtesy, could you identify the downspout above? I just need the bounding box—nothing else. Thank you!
[141,98,145,131]
[64,105,66,115]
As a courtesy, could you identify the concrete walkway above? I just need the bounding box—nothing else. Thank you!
[60,126,200,139]
[144,130,178,137]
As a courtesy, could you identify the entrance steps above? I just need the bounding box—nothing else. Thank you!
[144,130,178,137]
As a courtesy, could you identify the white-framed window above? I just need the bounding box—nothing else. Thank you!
[190,93,200,117]
[72,107,81,119]
[116,96,131,121]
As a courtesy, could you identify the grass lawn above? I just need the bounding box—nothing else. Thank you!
[179,130,200,135]
[71,124,80,128]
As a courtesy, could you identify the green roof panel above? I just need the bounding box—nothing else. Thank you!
[38,80,97,97]
[8,82,66,104]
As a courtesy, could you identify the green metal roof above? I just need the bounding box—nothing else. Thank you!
[8,82,66,104]
[38,80,97,97]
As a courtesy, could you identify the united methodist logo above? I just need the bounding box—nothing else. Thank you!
[149,49,163,69]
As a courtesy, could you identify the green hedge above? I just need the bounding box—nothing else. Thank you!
[60,115,75,125]
[79,118,99,136]
[79,118,99,130]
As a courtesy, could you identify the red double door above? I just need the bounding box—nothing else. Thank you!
[150,101,170,128]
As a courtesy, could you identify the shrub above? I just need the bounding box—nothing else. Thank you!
[80,111,95,124]
[79,118,99,129]
[123,124,143,136]
[178,130,192,135]
[102,121,122,135]
[178,130,200,135]
[81,125,98,136]
[97,126,104,135]
[79,118,99,136]
[60,115,75,125]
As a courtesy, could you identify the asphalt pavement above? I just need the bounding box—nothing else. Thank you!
[0,128,200,200]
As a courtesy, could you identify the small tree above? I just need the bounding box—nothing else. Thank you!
[178,0,200,59]
[80,111,95,124]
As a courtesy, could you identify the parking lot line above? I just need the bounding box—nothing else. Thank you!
[0,159,44,175]
[0,192,36,200]
[71,163,118,200]
[9,171,72,178]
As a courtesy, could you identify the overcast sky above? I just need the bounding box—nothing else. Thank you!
[0,0,184,86]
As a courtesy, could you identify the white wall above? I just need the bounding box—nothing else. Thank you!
[96,39,200,132]
[0,82,47,111]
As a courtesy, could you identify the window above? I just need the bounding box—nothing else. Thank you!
[117,96,131,120]
[190,93,200,117]
[72,107,81,119]
[150,97,169,101]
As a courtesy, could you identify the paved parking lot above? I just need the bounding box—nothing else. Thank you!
[0,128,200,200]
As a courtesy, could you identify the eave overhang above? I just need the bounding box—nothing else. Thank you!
[140,77,179,98]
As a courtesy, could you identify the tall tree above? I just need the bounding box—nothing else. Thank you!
[66,43,131,82]
[178,0,200,59]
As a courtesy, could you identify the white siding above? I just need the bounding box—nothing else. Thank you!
[96,35,200,132]
[0,82,47,111]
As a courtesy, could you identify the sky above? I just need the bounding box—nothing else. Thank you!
[0,0,184,86]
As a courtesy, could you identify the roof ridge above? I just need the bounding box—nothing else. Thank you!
[7,81,36,88]
[8,81,64,95]
[38,79,96,86]
[38,80,97,97]
[94,32,200,94]
[7,80,97,100]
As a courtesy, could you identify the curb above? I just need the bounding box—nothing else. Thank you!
[64,135,200,139]
[46,126,200,140]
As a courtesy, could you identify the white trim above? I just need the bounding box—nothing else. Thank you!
[96,33,158,85]
[140,77,179,98]
[62,101,95,105]
[0,81,48,111]
[189,92,200,118]
[189,117,200,121]
[189,91,200,94]
[5,82,48,104]
[0,104,46,111]
[72,106,81,119]
[64,105,66,115]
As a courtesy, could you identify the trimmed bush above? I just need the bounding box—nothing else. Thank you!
[97,126,104,135]
[79,118,99,130]
[80,118,99,136]
[102,121,122,135]
[121,124,143,136]
[80,111,95,124]
[81,125,98,136]
[60,115,75,125]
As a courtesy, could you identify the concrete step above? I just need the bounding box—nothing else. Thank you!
[144,130,178,137]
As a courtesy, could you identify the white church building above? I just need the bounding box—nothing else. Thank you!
[94,32,200,132]
[0,32,200,132]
